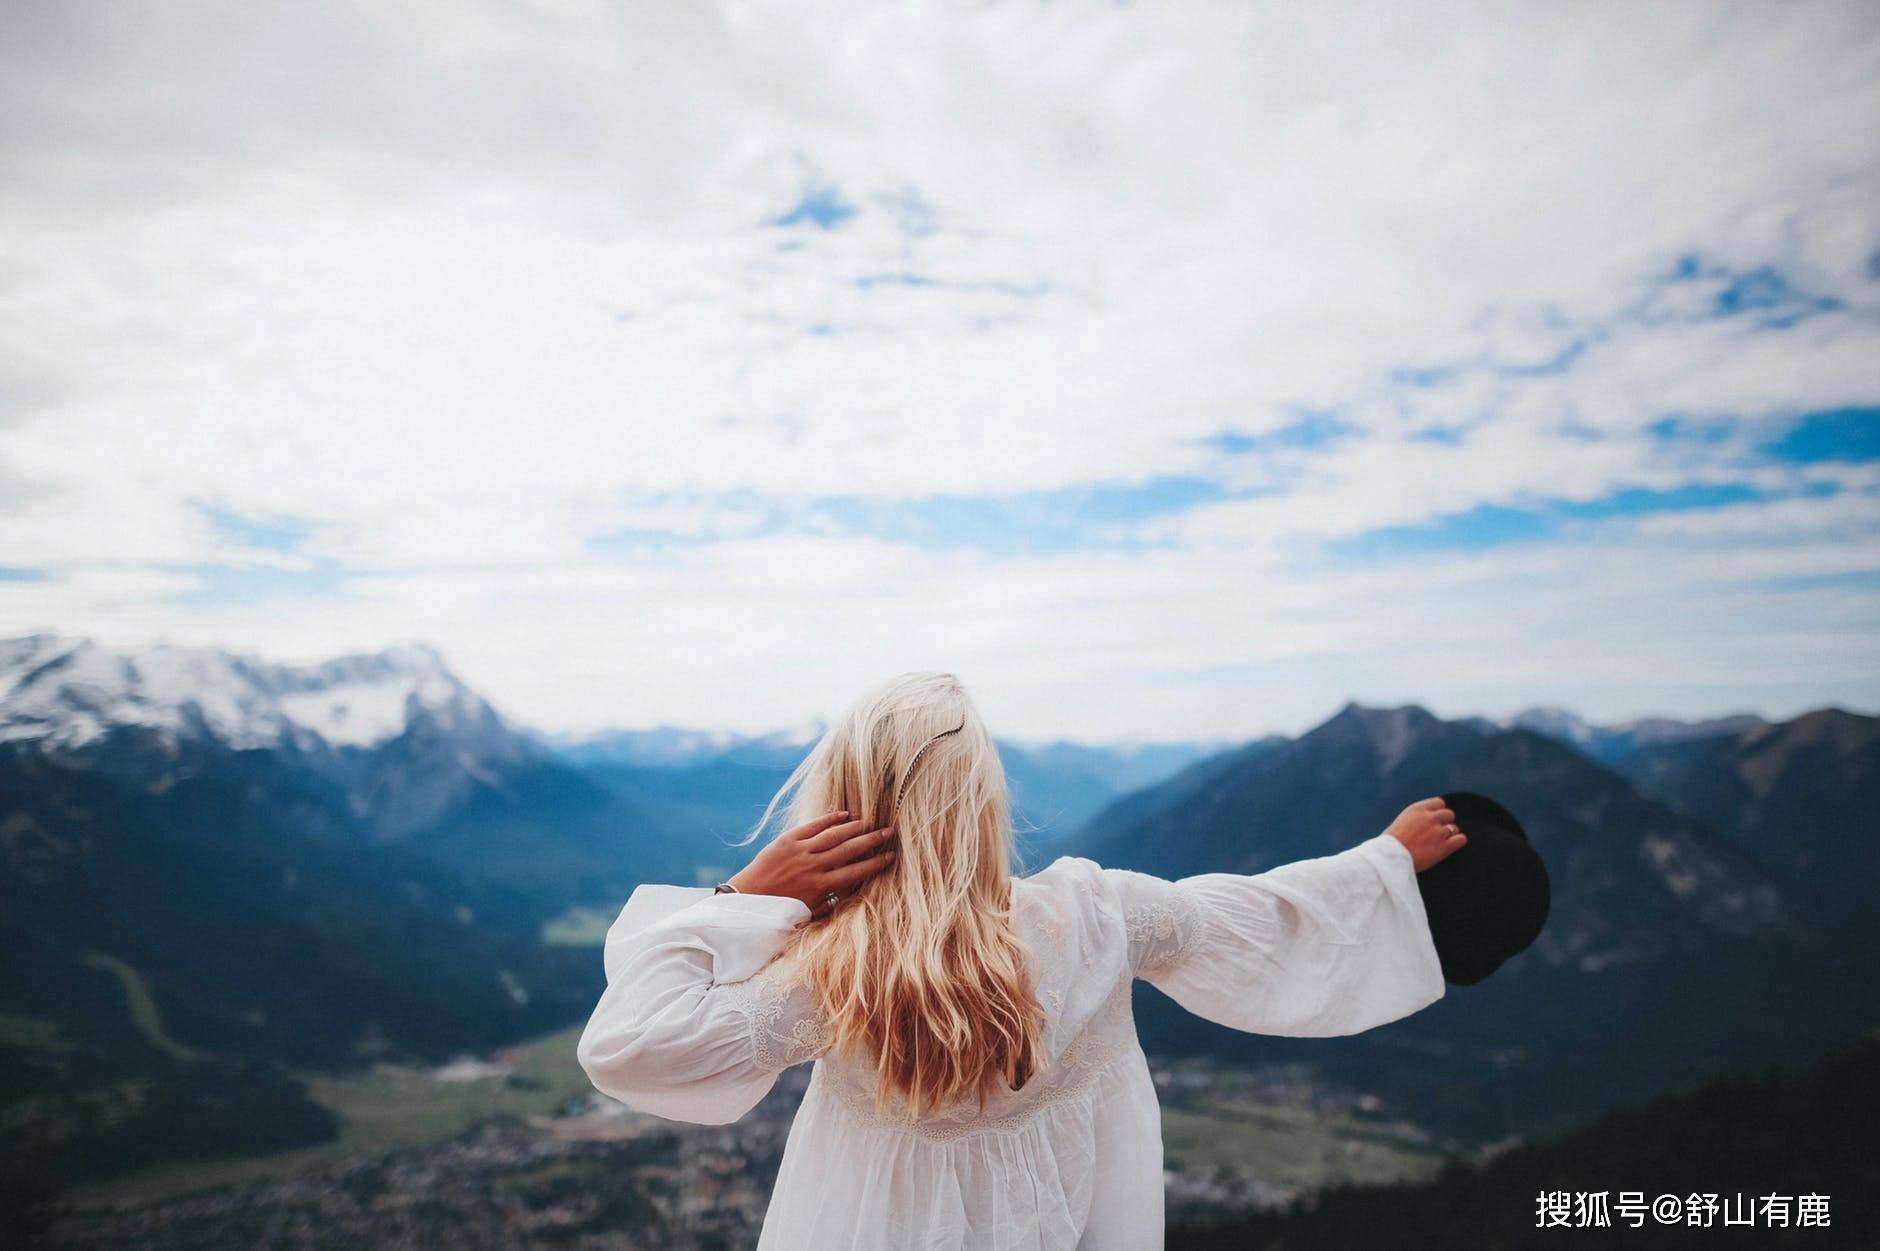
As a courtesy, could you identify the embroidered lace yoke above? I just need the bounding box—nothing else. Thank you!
[577,834,1446,1250]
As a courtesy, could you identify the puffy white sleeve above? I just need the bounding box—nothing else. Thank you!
[1106,832,1447,1036]
[575,884,830,1124]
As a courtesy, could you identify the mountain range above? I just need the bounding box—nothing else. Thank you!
[552,722,1230,852]
[0,636,1221,1179]
[1077,700,1877,1137]
[1,633,1872,1184]
[0,636,664,1178]
[1482,705,1772,766]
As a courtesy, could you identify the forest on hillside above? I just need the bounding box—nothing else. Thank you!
[1170,1036,1880,1250]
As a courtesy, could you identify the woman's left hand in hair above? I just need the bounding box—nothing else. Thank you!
[728,811,897,916]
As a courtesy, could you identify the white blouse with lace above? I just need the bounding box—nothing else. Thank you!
[577,832,1446,1250]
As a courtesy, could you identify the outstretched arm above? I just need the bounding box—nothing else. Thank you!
[1110,798,1462,1037]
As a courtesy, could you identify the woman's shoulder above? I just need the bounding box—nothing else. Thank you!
[1014,855,1131,918]
[1017,856,1187,923]
[1012,857,1141,984]
[1017,853,1105,889]
[1019,854,1168,892]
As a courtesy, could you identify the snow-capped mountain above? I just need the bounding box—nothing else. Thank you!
[0,632,716,906]
[0,633,518,757]
[0,634,639,856]
[0,640,637,1182]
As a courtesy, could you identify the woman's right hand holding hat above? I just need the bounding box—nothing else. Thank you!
[1385,797,1468,873]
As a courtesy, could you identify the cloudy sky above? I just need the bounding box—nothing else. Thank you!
[1,1,1876,741]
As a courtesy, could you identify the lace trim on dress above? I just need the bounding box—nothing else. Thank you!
[1126,880,1210,978]
[723,971,830,1072]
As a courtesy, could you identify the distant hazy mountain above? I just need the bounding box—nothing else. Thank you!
[1493,704,1770,767]
[549,720,830,767]
[553,722,1227,857]
[1076,701,1874,1138]
[1000,738,1237,847]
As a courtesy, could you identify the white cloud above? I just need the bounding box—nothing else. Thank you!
[0,0,1876,738]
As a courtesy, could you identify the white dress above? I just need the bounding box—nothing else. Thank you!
[577,832,1446,1250]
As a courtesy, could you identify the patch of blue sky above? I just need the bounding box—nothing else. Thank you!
[1389,363,1464,388]
[820,475,1223,551]
[0,566,46,581]
[1647,414,1738,446]
[196,503,310,554]
[1200,411,1357,456]
[1554,481,1769,519]
[1756,407,1880,463]
[853,272,938,291]
[1327,504,1557,559]
[1713,266,1843,325]
[169,562,351,607]
[1658,253,1843,328]
[587,477,1229,558]
[770,183,857,230]
[1741,568,1880,595]
[586,526,729,559]
[1325,481,1777,561]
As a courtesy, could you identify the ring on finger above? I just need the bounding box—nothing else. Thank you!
[821,890,841,910]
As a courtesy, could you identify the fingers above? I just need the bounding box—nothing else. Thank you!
[789,810,855,843]
[817,822,896,863]
[803,817,878,854]
[804,846,899,917]
[804,828,899,916]
[826,848,896,889]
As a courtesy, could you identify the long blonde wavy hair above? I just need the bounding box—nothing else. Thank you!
[745,671,1044,1118]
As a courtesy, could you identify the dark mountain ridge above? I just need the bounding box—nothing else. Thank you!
[1084,702,1810,963]
[1077,701,1875,1139]
[1604,706,1878,931]
[0,729,600,1181]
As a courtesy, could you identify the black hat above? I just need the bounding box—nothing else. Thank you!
[1415,791,1550,986]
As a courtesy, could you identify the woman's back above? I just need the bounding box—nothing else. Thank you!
[579,833,1446,1249]
[797,856,1176,1138]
